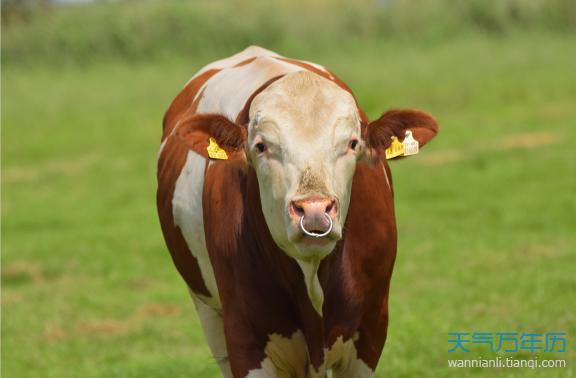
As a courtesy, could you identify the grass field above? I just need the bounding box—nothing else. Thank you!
[2,6,576,377]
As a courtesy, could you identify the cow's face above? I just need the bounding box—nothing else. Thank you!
[247,71,361,261]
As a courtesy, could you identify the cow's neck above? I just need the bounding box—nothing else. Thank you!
[244,168,330,317]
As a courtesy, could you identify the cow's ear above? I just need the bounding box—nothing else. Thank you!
[363,109,438,159]
[175,113,247,160]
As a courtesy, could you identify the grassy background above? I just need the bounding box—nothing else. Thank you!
[2,0,575,377]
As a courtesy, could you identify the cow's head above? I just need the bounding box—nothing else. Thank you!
[246,72,360,262]
[178,70,438,313]
[245,71,438,261]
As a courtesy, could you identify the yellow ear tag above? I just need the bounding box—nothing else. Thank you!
[402,130,419,156]
[385,136,405,159]
[206,137,228,160]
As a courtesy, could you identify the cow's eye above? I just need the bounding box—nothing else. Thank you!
[349,139,359,151]
[255,142,267,153]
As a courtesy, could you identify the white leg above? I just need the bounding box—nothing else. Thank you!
[192,295,232,378]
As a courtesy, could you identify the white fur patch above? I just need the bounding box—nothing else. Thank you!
[172,150,220,309]
[189,45,279,83]
[157,138,168,158]
[295,259,324,316]
[247,330,312,378]
[326,334,374,378]
[247,331,373,377]
[195,56,304,121]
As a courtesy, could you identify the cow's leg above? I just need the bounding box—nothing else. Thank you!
[220,304,314,378]
[234,330,313,378]
[332,298,389,378]
[327,334,374,378]
[330,354,374,378]
[191,295,232,378]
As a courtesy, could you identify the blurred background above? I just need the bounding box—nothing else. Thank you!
[2,0,575,377]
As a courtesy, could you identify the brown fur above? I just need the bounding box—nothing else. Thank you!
[162,69,221,141]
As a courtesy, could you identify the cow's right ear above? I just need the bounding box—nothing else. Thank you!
[175,113,247,160]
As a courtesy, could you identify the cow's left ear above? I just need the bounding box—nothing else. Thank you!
[362,109,438,159]
[175,113,247,160]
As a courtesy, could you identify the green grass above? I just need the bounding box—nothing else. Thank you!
[2,31,576,377]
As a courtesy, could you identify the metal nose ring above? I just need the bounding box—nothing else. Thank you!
[299,214,333,238]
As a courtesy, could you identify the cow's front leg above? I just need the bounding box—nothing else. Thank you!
[191,295,233,378]
[330,348,374,378]
[223,315,312,378]
[326,334,374,378]
[332,299,389,378]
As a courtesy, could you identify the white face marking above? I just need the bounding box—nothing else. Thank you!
[172,151,220,309]
[247,71,361,314]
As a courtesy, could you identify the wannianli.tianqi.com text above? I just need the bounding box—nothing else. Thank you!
[448,357,567,369]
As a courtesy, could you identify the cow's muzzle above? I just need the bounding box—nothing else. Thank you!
[289,197,337,238]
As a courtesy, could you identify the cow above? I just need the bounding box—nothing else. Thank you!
[157,46,438,377]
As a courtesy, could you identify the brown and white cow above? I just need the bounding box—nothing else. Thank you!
[157,46,438,377]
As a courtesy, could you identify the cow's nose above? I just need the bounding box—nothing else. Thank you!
[289,197,338,234]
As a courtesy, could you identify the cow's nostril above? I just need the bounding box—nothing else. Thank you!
[295,205,304,215]
[325,200,336,214]
[291,202,305,217]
